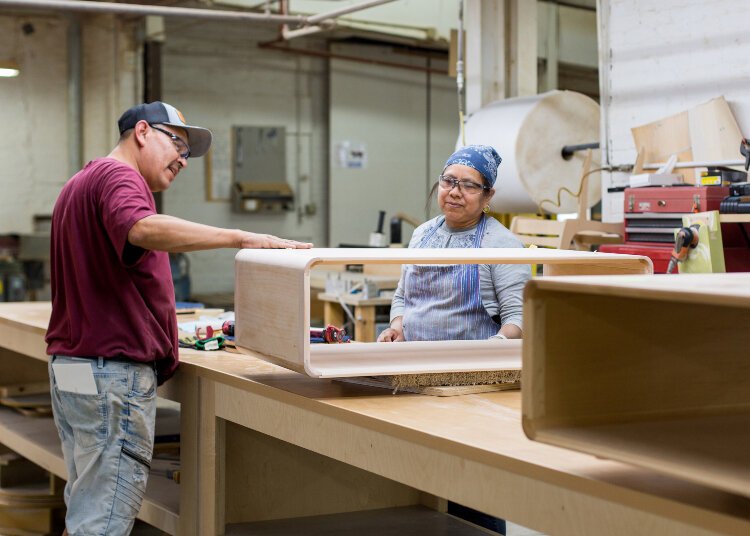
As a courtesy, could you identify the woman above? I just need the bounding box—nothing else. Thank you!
[378,144,529,343]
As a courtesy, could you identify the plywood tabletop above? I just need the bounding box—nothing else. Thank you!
[0,301,52,331]
[175,348,750,523]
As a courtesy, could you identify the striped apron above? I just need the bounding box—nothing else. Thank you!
[402,215,499,341]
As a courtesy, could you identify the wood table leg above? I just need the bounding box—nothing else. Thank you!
[354,306,376,342]
[323,301,344,329]
[177,375,199,536]
[197,378,225,536]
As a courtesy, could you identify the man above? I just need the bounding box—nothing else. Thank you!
[45,101,311,536]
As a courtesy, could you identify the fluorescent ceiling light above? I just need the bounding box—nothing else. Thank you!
[0,61,20,78]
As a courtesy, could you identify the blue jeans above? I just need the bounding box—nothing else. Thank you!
[49,355,157,536]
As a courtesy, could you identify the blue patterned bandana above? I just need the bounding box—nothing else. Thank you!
[443,145,502,187]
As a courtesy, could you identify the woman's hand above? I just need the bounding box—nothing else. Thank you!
[377,327,404,342]
[489,323,523,340]
[377,316,404,342]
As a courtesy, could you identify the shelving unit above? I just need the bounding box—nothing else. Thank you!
[0,303,180,534]
[0,405,180,534]
[523,272,750,497]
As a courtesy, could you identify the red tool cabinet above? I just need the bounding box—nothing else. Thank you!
[606,185,750,273]
[623,186,747,247]
[624,185,727,214]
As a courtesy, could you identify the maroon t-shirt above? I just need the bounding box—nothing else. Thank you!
[45,158,178,384]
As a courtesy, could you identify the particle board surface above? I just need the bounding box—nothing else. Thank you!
[338,376,521,396]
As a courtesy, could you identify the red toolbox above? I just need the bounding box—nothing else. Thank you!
[600,244,750,273]
[624,186,747,247]
[624,185,727,214]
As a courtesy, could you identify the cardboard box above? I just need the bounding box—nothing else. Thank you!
[631,96,743,184]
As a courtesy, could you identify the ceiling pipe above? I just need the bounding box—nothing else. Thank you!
[0,0,398,30]
[281,0,398,42]
[306,0,396,25]
[0,0,307,23]
[282,23,329,41]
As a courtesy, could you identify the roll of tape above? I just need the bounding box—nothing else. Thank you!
[462,90,601,214]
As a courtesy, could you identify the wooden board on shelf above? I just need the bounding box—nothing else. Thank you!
[0,394,51,409]
[0,383,50,399]
[0,478,65,536]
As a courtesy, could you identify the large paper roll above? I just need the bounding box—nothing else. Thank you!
[462,90,600,214]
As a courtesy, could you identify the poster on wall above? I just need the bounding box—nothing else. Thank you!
[334,141,367,169]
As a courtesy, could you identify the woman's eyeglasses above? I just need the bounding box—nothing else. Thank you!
[150,124,191,159]
[438,175,489,195]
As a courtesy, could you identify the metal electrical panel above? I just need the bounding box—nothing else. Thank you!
[232,126,294,213]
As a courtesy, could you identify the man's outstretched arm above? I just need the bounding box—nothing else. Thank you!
[128,214,312,252]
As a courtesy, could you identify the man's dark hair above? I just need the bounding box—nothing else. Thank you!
[119,128,133,143]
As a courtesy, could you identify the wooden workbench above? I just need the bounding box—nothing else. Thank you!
[317,292,392,341]
[1,303,749,536]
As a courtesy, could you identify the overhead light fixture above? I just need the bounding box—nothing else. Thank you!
[0,60,20,78]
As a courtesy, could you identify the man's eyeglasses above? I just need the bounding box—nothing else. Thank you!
[150,124,191,159]
[438,175,489,195]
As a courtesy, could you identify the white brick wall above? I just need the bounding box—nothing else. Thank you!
[160,22,329,295]
[0,15,69,233]
[0,13,139,234]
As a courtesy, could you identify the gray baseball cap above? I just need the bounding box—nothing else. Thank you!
[118,101,212,158]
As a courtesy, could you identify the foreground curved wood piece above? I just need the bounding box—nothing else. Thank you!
[234,247,653,378]
[523,272,750,498]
